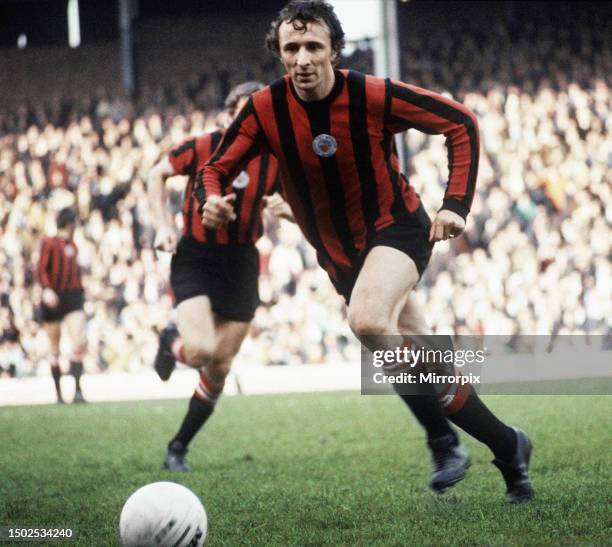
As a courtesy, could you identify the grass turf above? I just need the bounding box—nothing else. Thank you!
[1,391,611,546]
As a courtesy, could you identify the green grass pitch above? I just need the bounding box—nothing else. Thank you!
[1,392,611,546]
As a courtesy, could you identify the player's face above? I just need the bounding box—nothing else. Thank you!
[64,222,76,238]
[278,20,336,101]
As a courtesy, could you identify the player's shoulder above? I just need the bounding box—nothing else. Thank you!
[194,131,220,150]
[341,69,388,108]
[341,68,387,91]
[251,76,287,107]
[171,132,221,163]
[169,136,197,158]
[191,129,225,169]
[41,235,59,245]
[40,235,63,254]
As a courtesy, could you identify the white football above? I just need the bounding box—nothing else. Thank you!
[119,481,207,547]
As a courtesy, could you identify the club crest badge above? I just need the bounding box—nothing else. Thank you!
[232,170,250,189]
[64,244,75,258]
[312,133,337,157]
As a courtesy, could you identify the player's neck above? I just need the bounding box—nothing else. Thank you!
[295,67,336,102]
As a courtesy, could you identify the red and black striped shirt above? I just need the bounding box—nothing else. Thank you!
[199,69,479,279]
[37,236,83,292]
[169,130,280,245]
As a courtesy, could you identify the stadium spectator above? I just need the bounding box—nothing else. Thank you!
[36,207,87,403]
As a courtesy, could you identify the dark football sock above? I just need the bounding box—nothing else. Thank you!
[69,361,83,392]
[397,388,456,441]
[170,395,215,450]
[446,388,517,461]
[411,335,517,460]
[51,364,62,397]
[385,338,455,442]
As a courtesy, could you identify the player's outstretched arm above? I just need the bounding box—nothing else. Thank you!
[195,97,269,221]
[386,80,480,233]
[147,156,179,252]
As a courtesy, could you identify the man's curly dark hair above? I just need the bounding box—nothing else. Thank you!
[265,0,345,63]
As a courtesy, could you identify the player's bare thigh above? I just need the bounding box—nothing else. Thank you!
[176,295,216,366]
[348,245,419,338]
[63,310,87,354]
[176,294,249,374]
[206,315,250,382]
[42,320,61,353]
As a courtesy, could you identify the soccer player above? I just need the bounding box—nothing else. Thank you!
[197,1,533,502]
[37,207,87,404]
[147,81,292,472]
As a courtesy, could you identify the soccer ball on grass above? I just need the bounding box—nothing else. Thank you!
[119,481,207,547]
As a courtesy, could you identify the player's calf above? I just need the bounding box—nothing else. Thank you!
[164,369,225,472]
[50,354,63,404]
[69,350,86,404]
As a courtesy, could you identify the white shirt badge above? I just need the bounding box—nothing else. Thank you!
[312,134,337,158]
[232,171,250,189]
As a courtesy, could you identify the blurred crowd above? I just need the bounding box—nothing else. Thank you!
[0,3,609,376]
[400,2,611,337]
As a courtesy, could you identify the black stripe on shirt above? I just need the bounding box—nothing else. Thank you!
[245,154,270,241]
[56,241,65,291]
[204,131,224,243]
[270,80,333,268]
[347,71,380,245]
[303,100,357,263]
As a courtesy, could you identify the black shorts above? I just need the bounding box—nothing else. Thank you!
[40,290,84,323]
[331,206,434,303]
[170,237,260,322]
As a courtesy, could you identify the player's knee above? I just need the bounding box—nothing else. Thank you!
[348,308,392,337]
[184,337,215,367]
[206,360,231,384]
[181,327,215,367]
[48,338,61,353]
[73,341,87,357]
[46,327,61,347]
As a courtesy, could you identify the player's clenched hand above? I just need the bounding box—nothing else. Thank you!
[154,223,179,253]
[202,194,237,229]
[263,193,294,221]
[42,288,59,308]
[429,209,465,242]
